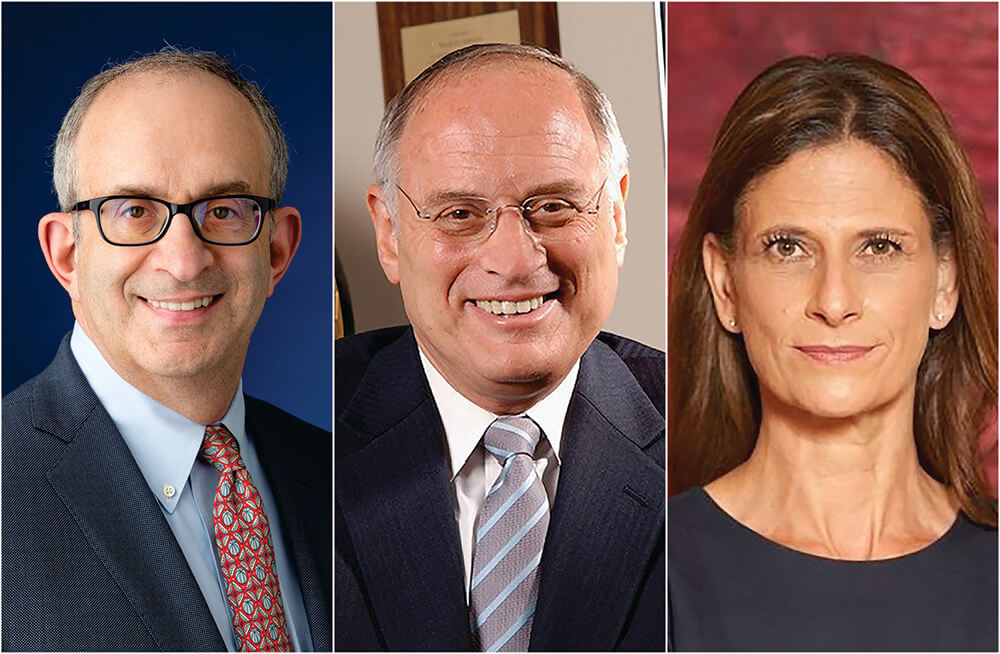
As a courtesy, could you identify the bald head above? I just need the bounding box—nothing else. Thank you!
[372,43,628,219]
[52,48,287,211]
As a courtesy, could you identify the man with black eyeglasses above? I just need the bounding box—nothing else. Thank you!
[2,49,330,651]
[336,44,664,651]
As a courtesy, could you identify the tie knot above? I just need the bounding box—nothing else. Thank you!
[483,415,541,463]
[199,423,245,472]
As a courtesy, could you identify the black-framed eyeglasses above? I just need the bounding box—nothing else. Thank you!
[395,177,608,244]
[72,195,276,246]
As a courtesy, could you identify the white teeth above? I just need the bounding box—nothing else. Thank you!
[475,295,547,316]
[148,295,214,311]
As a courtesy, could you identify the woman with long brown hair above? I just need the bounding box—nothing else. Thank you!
[668,54,997,651]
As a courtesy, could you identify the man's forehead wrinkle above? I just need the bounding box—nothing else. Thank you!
[411,111,592,165]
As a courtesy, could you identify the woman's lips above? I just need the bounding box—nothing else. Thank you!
[794,345,877,363]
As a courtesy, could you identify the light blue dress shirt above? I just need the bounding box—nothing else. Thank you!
[70,323,314,651]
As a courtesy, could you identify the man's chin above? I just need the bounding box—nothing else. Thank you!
[474,358,565,395]
[129,341,229,380]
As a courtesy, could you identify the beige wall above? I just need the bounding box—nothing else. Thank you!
[334,2,665,350]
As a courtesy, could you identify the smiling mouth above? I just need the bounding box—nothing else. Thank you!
[143,295,219,312]
[473,293,556,317]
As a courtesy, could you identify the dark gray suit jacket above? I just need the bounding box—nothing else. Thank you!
[336,327,665,651]
[1,335,332,651]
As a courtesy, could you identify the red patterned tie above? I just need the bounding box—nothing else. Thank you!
[199,424,291,651]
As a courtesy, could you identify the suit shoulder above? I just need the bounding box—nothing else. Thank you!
[3,336,93,448]
[335,326,411,410]
[336,326,410,363]
[245,395,329,440]
[2,374,48,468]
[596,331,664,363]
[3,374,37,428]
[595,331,664,411]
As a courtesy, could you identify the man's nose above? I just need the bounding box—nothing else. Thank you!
[146,213,215,281]
[477,207,547,280]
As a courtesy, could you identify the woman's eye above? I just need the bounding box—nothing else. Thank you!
[863,237,901,256]
[766,237,803,257]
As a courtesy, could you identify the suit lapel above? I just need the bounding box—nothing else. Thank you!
[249,398,332,650]
[530,339,665,651]
[40,339,224,651]
[337,331,472,650]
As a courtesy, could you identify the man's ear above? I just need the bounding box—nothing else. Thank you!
[929,244,959,330]
[266,207,302,297]
[702,233,741,333]
[39,212,79,300]
[612,169,629,267]
[367,183,400,285]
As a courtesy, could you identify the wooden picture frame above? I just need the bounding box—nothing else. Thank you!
[376,2,560,104]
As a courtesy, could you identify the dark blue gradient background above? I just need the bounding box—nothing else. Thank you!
[2,2,332,429]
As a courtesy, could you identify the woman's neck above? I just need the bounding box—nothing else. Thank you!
[706,388,959,560]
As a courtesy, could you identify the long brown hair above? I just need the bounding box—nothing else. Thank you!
[668,54,998,527]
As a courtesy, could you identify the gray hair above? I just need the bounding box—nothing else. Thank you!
[53,47,288,213]
[372,43,629,220]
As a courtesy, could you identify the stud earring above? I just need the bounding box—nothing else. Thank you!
[935,313,945,321]
[728,318,737,328]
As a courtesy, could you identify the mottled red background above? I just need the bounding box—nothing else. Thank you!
[667,2,998,492]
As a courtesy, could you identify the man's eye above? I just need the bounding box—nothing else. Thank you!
[536,200,573,213]
[525,199,577,227]
[211,207,234,220]
[437,207,479,222]
[126,206,147,219]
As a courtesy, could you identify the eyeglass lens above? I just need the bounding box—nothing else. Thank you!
[99,197,263,244]
[423,197,600,244]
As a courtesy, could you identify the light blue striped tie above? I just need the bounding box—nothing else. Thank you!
[470,416,550,652]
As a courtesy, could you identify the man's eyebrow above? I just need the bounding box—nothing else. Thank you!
[422,180,592,205]
[104,181,253,199]
[522,180,591,198]
[201,181,253,196]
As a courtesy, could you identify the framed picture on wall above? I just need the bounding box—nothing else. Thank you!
[375,2,560,103]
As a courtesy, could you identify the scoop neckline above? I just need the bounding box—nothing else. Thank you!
[695,486,963,564]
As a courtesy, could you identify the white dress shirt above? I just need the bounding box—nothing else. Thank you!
[418,349,579,600]
[70,323,313,651]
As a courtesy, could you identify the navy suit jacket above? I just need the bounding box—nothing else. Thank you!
[1,335,332,651]
[336,327,665,651]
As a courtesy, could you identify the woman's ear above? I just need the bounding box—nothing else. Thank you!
[929,244,959,330]
[702,233,740,332]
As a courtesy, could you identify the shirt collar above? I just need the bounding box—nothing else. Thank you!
[70,322,246,514]
[417,347,579,481]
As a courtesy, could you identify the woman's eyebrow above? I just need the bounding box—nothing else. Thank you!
[750,223,813,239]
[751,224,917,240]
